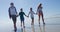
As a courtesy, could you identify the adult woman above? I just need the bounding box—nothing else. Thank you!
[36,3,45,24]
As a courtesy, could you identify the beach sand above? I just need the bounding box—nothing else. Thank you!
[0,18,60,32]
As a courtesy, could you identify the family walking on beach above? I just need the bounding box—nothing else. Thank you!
[8,2,45,31]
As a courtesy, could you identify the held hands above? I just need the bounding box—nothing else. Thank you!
[25,14,28,17]
[25,14,29,17]
[34,12,37,15]
[16,14,19,17]
[35,13,37,15]
[26,15,29,17]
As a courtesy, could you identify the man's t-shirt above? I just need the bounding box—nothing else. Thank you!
[19,12,25,19]
[9,6,17,15]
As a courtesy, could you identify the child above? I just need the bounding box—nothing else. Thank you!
[36,3,45,24]
[18,8,28,28]
[28,8,35,25]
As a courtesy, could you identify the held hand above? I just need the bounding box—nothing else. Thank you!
[25,15,29,17]
[16,14,19,17]
[27,16,29,17]
[36,13,37,15]
[16,15,19,17]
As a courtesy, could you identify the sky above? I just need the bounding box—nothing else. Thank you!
[0,0,60,22]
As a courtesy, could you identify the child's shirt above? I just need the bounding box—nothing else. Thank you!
[19,12,25,19]
[28,11,35,18]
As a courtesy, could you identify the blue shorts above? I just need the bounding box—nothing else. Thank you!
[20,17,24,22]
[31,17,34,19]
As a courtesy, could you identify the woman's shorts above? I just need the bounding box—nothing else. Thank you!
[38,12,43,16]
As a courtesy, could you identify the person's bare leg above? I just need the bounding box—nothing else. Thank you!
[31,18,34,25]
[23,21,25,28]
[21,21,22,27]
[42,14,45,24]
[38,15,40,24]
[31,19,32,25]
[32,18,34,25]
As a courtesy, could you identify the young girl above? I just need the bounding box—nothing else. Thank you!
[28,8,35,25]
[36,3,45,24]
[18,8,28,28]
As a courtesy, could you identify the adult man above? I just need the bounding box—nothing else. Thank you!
[8,2,17,31]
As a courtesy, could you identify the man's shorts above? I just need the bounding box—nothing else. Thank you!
[11,15,17,23]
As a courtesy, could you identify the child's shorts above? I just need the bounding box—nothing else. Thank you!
[20,17,24,22]
[31,17,34,19]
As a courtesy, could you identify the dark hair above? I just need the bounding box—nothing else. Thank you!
[10,2,14,5]
[38,3,42,9]
[20,8,23,10]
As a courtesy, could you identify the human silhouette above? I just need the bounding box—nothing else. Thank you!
[36,3,45,25]
[18,8,28,28]
[28,8,35,25]
[8,2,17,31]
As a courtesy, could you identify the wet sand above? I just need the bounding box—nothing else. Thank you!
[0,18,60,32]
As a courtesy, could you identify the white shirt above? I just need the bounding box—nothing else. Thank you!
[9,6,17,15]
[37,7,42,14]
[29,11,35,18]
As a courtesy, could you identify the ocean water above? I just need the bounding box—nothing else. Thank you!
[0,18,60,32]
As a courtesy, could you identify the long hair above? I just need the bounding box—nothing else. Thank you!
[38,3,42,9]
